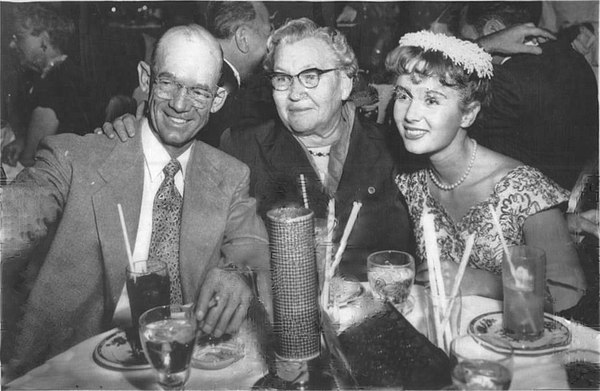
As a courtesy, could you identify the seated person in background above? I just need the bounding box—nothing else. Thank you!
[1,24,270,380]
[2,3,96,167]
[386,30,586,312]
[459,2,599,190]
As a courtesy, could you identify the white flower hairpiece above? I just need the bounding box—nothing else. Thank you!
[398,30,493,79]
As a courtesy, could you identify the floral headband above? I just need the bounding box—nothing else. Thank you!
[398,30,493,79]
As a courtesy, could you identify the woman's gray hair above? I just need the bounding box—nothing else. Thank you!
[263,17,358,79]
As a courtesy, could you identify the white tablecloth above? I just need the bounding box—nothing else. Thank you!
[7,286,598,390]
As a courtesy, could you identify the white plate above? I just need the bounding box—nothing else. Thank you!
[468,311,571,356]
[93,329,151,370]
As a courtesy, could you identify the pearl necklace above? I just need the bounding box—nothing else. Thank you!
[429,139,478,191]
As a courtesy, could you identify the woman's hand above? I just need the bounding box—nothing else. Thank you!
[94,103,144,141]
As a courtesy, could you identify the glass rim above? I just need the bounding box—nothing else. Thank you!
[126,259,167,275]
[138,303,195,326]
[367,250,415,267]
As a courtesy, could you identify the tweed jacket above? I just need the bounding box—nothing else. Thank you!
[222,109,412,259]
[2,126,268,376]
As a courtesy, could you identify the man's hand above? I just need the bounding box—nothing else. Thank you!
[478,23,556,56]
[567,209,599,241]
[93,102,144,141]
[2,138,25,167]
[196,267,253,338]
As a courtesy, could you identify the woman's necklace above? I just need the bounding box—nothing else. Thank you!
[429,139,478,191]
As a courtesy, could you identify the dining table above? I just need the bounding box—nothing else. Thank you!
[6,283,599,390]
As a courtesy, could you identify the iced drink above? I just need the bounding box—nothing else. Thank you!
[140,305,197,390]
[502,246,546,341]
[126,260,170,357]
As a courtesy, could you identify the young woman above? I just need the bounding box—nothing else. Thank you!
[385,30,585,312]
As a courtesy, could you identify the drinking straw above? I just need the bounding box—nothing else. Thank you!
[329,201,362,275]
[117,203,138,273]
[488,205,517,277]
[422,211,445,350]
[299,174,309,209]
[440,233,475,331]
[321,198,336,308]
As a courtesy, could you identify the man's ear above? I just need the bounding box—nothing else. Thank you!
[210,86,229,113]
[340,73,354,101]
[461,101,481,128]
[137,61,152,94]
[234,26,250,54]
[483,19,506,36]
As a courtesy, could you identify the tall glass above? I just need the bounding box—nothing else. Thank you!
[139,304,198,390]
[450,334,513,390]
[502,246,546,341]
[367,250,415,312]
[126,260,170,358]
[426,287,462,353]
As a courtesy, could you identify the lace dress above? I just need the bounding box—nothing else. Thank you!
[396,166,569,274]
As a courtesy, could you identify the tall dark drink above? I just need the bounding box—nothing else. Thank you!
[126,260,170,358]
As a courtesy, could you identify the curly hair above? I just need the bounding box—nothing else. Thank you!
[263,18,358,79]
[12,3,75,53]
[385,45,491,110]
[205,1,257,40]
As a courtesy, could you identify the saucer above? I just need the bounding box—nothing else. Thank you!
[468,311,571,356]
[93,329,151,370]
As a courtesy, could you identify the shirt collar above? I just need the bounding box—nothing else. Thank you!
[141,118,192,182]
[224,58,241,87]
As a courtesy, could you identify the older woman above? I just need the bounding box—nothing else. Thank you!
[221,18,412,275]
[385,31,585,312]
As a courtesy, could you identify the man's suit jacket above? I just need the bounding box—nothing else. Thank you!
[2,128,268,376]
[222,111,412,265]
[473,38,598,189]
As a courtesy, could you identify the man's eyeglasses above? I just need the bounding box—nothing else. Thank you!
[152,76,214,109]
[268,68,338,91]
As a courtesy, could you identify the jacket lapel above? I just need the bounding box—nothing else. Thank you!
[92,132,144,308]
[179,142,228,302]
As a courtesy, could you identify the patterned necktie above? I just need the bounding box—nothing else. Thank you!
[149,159,183,304]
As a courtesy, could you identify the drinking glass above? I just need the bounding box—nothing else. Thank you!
[126,260,170,358]
[502,245,546,341]
[426,286,462,353]
[367,250,415,312]
[139,304,198,390]
[450,334,514,390]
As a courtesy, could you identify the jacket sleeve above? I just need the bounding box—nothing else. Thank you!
[1,137,72,262]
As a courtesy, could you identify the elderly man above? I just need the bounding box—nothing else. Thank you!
[223,18,412,277]
[1,24,270,380]
[104,1,273,148]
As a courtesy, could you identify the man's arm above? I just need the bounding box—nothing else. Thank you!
[477,23,556,56]
[19,107,60,167]
[195,165,272,336]
[1,137,70,262]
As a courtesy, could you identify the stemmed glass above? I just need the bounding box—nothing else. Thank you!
[139,304,198,390]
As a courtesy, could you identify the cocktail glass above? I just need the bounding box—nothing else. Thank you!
[139,304,198,390]
[450,334,514,390]
[367,250,415,313]
[126,260,170,358]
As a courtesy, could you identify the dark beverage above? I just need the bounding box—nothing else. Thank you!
[126,260,170,357]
